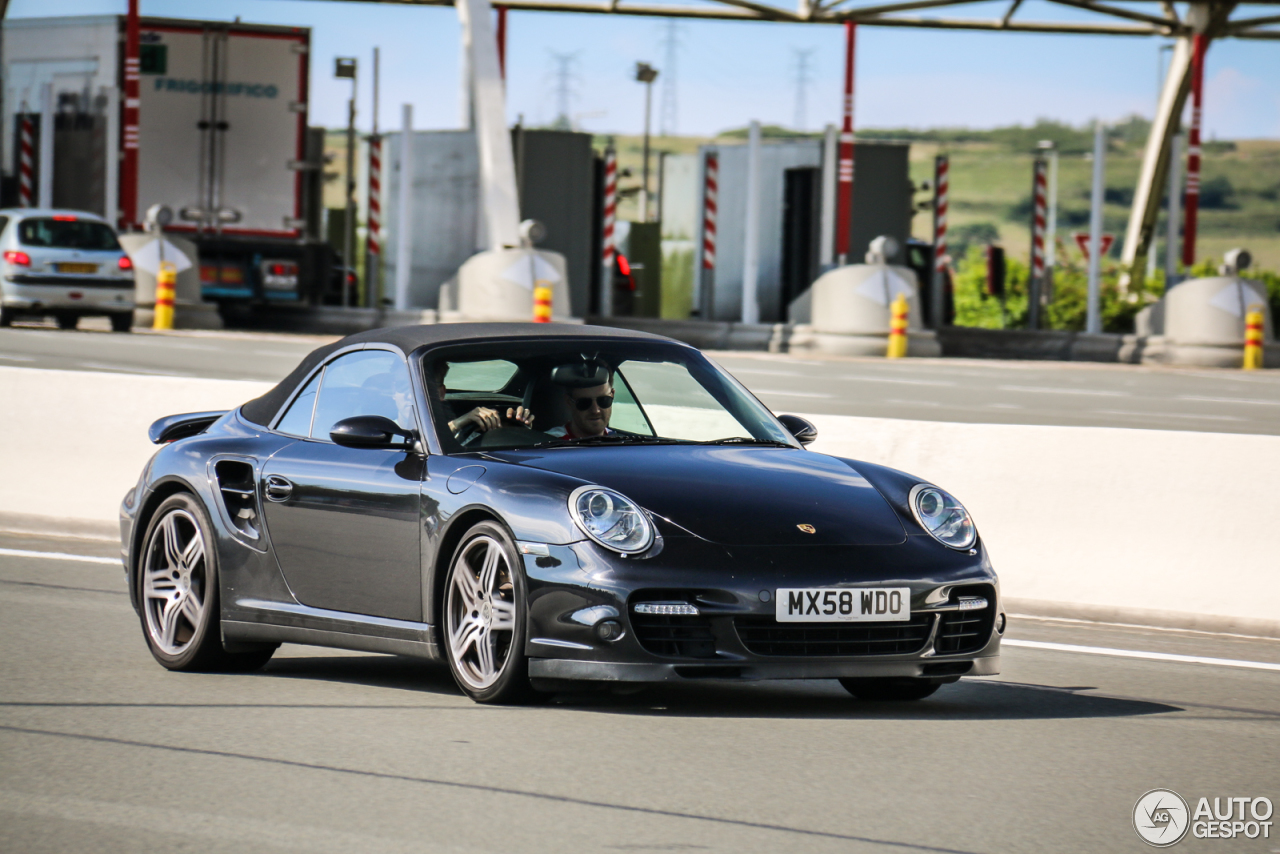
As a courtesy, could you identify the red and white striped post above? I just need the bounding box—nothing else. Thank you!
[700,151,718,317]
[366,135,382,300]
[600,146,617,317]
[1181,32,1207,269]
[930,154,948,328]
[120,0,141,229]
[18,112,35,208]
[1028,157,1049,329]
[834,21,857,264]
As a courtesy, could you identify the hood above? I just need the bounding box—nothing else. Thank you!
[493,445,906,546]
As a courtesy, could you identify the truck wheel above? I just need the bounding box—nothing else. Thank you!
[57,314,79,330]
[0,306,13,327]
[110,313,133,333]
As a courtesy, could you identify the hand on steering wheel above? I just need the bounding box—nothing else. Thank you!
[502,406,535,429]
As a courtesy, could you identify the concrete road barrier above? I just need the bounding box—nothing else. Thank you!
[806,412,1280,637]
[3,366,1275,636]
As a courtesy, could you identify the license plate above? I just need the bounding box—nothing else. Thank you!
[775,587,912,622]
[57,262,98,274]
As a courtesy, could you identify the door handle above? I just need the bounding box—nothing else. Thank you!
[264,475,294,502]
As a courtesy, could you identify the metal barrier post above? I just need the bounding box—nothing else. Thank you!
[1243,304,1264,370]
[887,292,908,358]
[153,261,176,330]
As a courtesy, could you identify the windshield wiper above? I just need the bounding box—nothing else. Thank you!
[698,437,797,447]
[532,434,680,449]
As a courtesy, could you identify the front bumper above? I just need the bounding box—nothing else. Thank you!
[520,534,1003,684]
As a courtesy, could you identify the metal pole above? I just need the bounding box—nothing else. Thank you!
[102,85,119,222]
[818,123,837,269]
[640,80,653,222]
[1165,132,1182,288]
[394,104,414,312]
[601,145,617,317]
[121,0,140,229]
[37,82,54,208]
[931,154,948,330]
[835,21,856,265]
[1086,121,1105,335]
[496,5,507,80]
[1029,156,1047,330]
[344,78,357,308]
[1182,32,1206,269]
[366,47,381,308]
[697,149,716,319]
[741,119,761,325]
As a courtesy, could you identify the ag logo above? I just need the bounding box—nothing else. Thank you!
[1134,789,1190,847]
[796,524,816,534]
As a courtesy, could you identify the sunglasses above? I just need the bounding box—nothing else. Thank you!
[572,395,614,411]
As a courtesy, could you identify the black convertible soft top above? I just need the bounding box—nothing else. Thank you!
[240,322,674,427]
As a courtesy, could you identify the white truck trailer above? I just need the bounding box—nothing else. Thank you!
[2,15,334,309]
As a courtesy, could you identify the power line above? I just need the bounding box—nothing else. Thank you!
[658,20,683,137]
[792,47,816,132]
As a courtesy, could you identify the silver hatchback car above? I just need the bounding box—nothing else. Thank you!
[0,208,136,332]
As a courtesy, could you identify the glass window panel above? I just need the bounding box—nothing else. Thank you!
[274,370,322,436]
[441,359,518,392]
[615,360,744,441]
[310,350,415,440]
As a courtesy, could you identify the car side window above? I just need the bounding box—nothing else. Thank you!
[309,350,416,441]
[275,369,323,436]
[0,216,9,236]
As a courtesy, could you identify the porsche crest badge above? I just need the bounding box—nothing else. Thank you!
[796,524,816,534]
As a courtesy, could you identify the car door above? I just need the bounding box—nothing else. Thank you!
[260,347,424,622]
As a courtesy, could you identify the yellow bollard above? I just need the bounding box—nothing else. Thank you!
[886,292,909,359]
[1243,304,1264,370]
[153,261,176,331]
[533,282,552,323]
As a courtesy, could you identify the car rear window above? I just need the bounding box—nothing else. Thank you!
[18,217,121,251]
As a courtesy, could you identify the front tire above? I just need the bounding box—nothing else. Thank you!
[443,521,533,704]
[136,493,276,672]
[839,677,941,701]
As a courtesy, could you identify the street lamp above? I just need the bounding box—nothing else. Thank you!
[634,61,659,222]
[335,56,358,307]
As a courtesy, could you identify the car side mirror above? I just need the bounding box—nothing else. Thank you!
[777,414,818,447]
[330,415,414,449]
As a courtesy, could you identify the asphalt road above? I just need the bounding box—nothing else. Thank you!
[1,531,1277,854]
[2,325,1279,435]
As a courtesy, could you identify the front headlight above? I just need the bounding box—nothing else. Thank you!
[909,484,976,550]
[569,485,654,555]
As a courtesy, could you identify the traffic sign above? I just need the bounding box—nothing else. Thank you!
[1074,232,1115,260]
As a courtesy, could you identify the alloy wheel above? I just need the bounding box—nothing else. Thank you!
[142,508,208,656]
[446,535,518,690]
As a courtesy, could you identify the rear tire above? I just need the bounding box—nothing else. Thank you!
[443,521,534,704]
[56,314,78,330]
[110,313,133,333]
[0,306,13,327]
[839,677,941,702]
[136,493,277,673]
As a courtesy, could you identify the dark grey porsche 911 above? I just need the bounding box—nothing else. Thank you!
[120,323,1002,704]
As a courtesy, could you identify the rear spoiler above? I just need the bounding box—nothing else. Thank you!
[148,411,229,444]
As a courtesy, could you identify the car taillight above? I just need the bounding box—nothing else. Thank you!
[3,250,31,267]
[118,255,134,271]
[52,215,77,222]
[268,262,297,276]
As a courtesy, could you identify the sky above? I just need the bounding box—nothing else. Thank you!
[8,0,1280,139]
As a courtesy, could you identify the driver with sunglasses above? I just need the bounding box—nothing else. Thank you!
[545,378,616,440]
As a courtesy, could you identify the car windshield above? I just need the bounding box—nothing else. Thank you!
[425,339,799,453]
[18,217,121,251]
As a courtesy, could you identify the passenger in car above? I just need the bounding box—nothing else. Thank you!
[431,362,534,440]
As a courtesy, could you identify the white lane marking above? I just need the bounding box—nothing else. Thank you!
[0,353,36,362]
[752,389,834,399]
[1179,395,1280,407]
[729,368,804,377]
[1098,409,1243,422]
[252,349,310,358]
[988,403,1023,409]
[1003,638,1280,672]
[843,376,956,387]
[1010,613,1280,643]
[77,361,193,377]
[886,398,941,407]
[0,548,120,566]
[999,385,1128,397]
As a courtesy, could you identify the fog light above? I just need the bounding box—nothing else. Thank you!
[595,620,625,642]
[633,602,699,616]
[996,613,1007,634]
